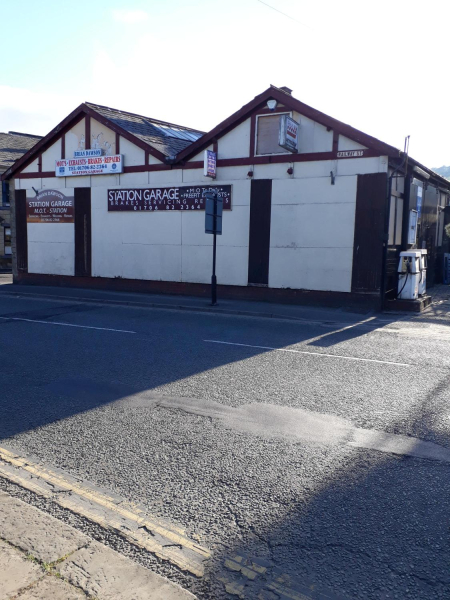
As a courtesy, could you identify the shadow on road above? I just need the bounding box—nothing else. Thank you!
[1,295,450,599]
[208,393,450,599]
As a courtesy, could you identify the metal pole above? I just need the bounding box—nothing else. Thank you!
[211,194,217,305]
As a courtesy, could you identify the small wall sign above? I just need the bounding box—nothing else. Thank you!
[108,185,232,212]
[337,150,365,158]
[279,115,299,153]
[74,149,104,158]
[26,189,74,223]
[55,155,123,177]
[204,150,217,178]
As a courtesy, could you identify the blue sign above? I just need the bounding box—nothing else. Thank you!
[416,186,423,218]
[204,150,217,179]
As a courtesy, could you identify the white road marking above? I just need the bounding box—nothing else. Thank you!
[0,315,136,334]
[204,339,410,367]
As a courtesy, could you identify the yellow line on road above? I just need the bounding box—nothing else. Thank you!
[0,446,210,577]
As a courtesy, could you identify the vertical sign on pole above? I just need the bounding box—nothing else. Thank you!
[205,191,223,305]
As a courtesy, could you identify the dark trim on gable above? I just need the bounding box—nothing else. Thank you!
[333,130,339,154]
[13,148,387,179]
[61,134,65,160]
[116,132,120,154]
[1,110,85,180]
[85,117,91,150]
[176,86,402,164]
[2,103,169,181]
[84,105,167,163]
[249,114,256,158]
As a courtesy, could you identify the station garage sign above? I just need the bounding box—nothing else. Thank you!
[107,185,232,212]
[26,189,74,223]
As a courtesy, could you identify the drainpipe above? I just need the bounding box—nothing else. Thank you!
[380,136,410,309]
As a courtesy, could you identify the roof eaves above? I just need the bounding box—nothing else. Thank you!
[1,104,88,180]
[175,86,403,164]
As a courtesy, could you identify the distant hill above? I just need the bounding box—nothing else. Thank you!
[433,165,450,180]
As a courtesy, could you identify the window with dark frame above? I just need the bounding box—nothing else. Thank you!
[1,182,10,206]
[255,114,291,156]
[4,227,11,255]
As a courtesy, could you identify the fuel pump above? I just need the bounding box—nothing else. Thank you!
[418,249,427,296]
[398,251,421,300]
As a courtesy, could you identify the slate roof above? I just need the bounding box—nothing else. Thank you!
[86,103,205,158]
[0,132,42,168]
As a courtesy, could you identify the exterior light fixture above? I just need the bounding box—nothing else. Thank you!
[413,166,430,180]
[266,99,278,111]
[247,170,254,178]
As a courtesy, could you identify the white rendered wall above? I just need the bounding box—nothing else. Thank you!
[292,112,333,153]
[91,119,116,155]
[119,137,145,166]
[269,176,357,292]
[218,119,251,159]
[90,179,250,286]
[338,136,367,151]
[65,119,85,158]
[22,158,39,173]
[26,189,75,276]
[41,139,62,172]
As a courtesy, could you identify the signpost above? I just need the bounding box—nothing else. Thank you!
[205,190,223,305]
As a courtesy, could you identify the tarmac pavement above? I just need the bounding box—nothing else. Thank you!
[0,283,449,599]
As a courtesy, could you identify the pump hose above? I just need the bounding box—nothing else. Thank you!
[397,270,410,298]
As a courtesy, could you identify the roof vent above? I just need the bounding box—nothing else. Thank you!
[279,86,292,95]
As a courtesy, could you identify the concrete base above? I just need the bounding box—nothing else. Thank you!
[14,272,382,311]
[385,295,432,312]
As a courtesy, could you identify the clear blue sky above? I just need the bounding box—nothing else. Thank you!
[1,0,449,167]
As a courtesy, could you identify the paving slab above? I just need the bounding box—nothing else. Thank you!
[58,540,197,599]
[0,491,88,563]
[0,539,42,600]
[18,573,86,599]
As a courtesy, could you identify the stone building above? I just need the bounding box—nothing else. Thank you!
[0,132,42,269]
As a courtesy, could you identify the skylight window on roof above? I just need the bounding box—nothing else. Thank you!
[149,122,202,142]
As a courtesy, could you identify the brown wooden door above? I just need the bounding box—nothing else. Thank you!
[74,188,91,277]
[351,173,387,293]
[15,189,28,273]
[248,179,272,286]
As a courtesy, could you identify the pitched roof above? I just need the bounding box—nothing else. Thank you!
[86,103,204,158]
[0,131,42,168]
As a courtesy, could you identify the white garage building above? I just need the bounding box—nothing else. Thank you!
[3,85,449,309]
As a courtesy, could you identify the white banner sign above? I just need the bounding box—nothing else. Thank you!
[55,155,123,177]
[279,115,299,153]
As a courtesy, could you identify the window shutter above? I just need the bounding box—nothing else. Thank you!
[256,115,285,155]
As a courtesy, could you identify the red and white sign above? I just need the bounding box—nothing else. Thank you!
[279,115,299,153]
[56,155,123,177]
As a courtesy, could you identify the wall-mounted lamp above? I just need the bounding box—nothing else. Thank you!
[287,167,294,175]
[330,171,335,185]
[266,99,278,111]
[247,170,254,178]
[413,165,430,180]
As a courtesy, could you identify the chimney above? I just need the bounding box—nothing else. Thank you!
[280,86,292,95]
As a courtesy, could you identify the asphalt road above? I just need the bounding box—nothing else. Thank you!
[0,293,449,599]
